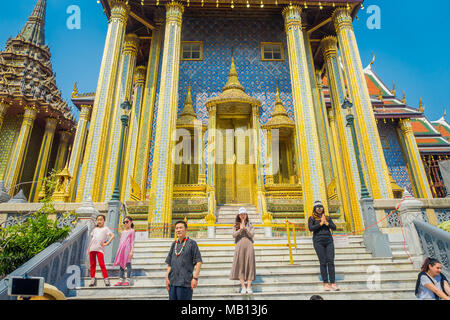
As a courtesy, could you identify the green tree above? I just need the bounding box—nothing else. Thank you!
[0,171,76,277]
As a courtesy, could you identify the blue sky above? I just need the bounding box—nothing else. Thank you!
[1,0,449,121]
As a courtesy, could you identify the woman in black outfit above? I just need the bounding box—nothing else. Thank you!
[308,200,339,291]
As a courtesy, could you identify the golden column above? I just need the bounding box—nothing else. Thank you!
[327,109,354,231]
[102,33,139,201]
[282,5,328,219]
[398,119,433,199]
[76,0,130,202]
[68,105,91,201]
[0,101,11,129]
[304,33,332,186]
[196,119,206,185]
[148,2,184,238]
[251,104,268,220]
[54,131,71,172]
[123,66,147,200]
[29,117,58,202]
[333,8,393,199]
[205,105,217,220]
[321,35,362,231]
[134,12,164,199]
[4,106,38,196]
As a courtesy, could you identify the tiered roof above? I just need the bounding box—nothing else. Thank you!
[0,0,76,130]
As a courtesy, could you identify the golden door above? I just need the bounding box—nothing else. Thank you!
[215,118,255,205]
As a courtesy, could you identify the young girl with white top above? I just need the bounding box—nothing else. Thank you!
[87,214,115,287]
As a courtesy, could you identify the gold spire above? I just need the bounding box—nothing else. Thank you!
[419,97,424,112]
[177,85,197,126]
[392,81,396,96]
[222,55,245,92]
[401,90,406,104]
[72,82,79,98]
[263,86,294,128]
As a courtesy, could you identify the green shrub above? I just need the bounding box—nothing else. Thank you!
[438,220,450,233]
[0,171,76,277]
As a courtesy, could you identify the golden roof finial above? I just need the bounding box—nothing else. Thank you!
[223,53,245,92]
[72,82,78,98]
[378,90,383,102]
[392,81,396,96]
[370,52,376,66]
[401,90,406,104]
[419,97,424,112]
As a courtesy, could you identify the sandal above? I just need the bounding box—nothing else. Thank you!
[114,281,123,287]
[323,283,331,291]
[89,278,97,287]
[104,278,111,287]
[331,284,340,291]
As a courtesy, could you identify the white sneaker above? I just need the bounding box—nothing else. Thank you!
[247,288,253,294]
[240,288,247,294]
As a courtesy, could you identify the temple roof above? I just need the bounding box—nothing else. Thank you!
[0,0,76,130]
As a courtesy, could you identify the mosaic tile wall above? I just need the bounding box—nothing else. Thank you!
[0,115,21,180]
[378,121,413,194]
[146,16,294,190]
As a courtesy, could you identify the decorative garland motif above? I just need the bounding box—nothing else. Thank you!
[175,237,189,257]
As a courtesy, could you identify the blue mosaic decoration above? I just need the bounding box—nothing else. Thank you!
[378,121,413,195]
[147,17,294,190]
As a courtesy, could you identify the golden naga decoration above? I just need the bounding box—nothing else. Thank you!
[262,211,273,225]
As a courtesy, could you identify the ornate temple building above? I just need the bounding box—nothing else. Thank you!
[2,0,450,238]
[0,0,76,201]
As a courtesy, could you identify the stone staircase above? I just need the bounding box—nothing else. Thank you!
[68,234,418,300]
[214,204,265,238]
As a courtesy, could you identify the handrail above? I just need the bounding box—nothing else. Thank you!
[174,219,298,265]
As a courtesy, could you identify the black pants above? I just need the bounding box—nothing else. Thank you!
[169,285,193,300]
[313,237,336,283]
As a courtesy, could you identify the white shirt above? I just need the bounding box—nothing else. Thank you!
[88,226,113,254]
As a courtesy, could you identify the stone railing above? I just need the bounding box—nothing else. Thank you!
[414,219,450,279]
[373,198,450,231]
[0,199,101,300]
[0,223,89,300]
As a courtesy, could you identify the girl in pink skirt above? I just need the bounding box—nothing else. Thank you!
[113,216,135,286]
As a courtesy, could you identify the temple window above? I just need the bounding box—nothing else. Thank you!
[181,41,203,60]
[261,42,284,61]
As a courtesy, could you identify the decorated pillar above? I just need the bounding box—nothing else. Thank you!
[304,33,332,186]
[123,66,146,200]
[398,119,433,199]
[4,106,38,196]
[102,33,139,201]
[205,105,217,221]
[148,2,184,238]
[54,130,71,172]
[76,0,130,202]
[0,101,11,129]
[197,120,206,185]
[251,104,268,220]
[29,117,58,202]
[333,8,393,199]
[134,12,164,199]
[321,35,362,231]
[282,5,328,219]
[68,105,91,201]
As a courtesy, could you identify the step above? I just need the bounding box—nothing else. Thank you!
[83,267,418,285]
[84,261,415,278]
[72,277,417,298]
[68,287,416,300]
